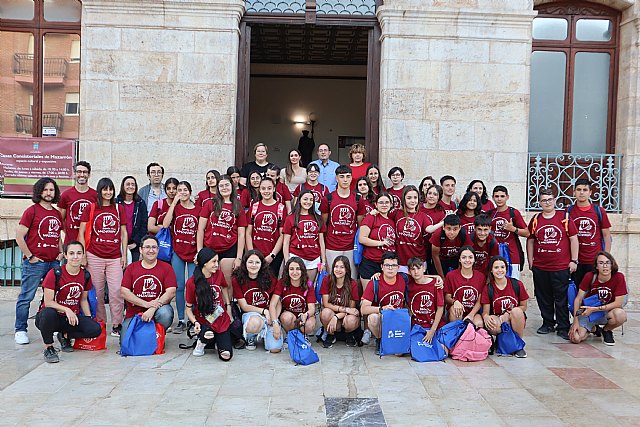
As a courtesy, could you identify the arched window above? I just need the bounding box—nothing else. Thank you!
[529,1,619,154]
[0,0,81,138]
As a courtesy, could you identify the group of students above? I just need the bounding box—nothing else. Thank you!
[15,142,628,363]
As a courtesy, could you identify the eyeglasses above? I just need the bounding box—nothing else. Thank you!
[540,198,555,204]
[382,264,399,269]
[597,261,611,266]
[390,173,403,178]
[142,245,158,250]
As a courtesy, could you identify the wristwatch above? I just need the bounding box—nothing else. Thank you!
[571,260,578,265]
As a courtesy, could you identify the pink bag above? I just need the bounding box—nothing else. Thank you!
[450,322,491,362]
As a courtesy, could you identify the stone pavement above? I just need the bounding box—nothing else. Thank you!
[1,299,640,427]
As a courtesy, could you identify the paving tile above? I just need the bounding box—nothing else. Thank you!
[549,367,620,389]
[554,342,614,359]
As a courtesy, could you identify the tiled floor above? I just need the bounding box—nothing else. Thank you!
[1,299,640,426]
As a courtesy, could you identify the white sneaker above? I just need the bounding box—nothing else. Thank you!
[15,331,29,345]
[361,329,372,345]
[192,339,206,357]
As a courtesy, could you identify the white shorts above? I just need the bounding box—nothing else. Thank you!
[289,253,321,270]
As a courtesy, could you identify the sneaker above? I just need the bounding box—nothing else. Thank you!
[593,325,603,337]
[111,325,121,338]
[44,346,59,363]
[14,331,29,345]
[192,339,206,356]
[173,321,186,334]
[346,333,357,347]
[323,334,335,349]
[57,333,73,353]
[556,330,569,341]
[514,349,527,358]
[374,338,381,356]
[361,329,372,345]
[283,335,288,350]
[536,325,555,335]
[602,329,615,346]
[246,336,257,351]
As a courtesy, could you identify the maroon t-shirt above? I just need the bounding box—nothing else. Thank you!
[386,186,404,211]
[481,200,495,213]
[464,234,500,273]
[200,201,248,252]
[19,204,63,262]
[392,210,432,264]
[232,276,276,309]
[408,276,445,328]
[58,187,97,244]
[282,214,326,260]
[40,265,93,315]
[458,214,476,234]
[420,206,446,257]
[240,188,259,210]
[481,279,529,316]
[247,201,287,257]
[195,189,216,209]
[121,261,177,318]
[274,182,293,205]
[527,211,578,271]
[185,270,230,333]
[319,276,360,306]
[169,203,200,262]
[273,280,317,314]
[80,204,126,259]
[568,204,611,264]
[429,231,465,261]
[361,213,396,263]
[490,207,527,265]
[292,182,328,204]
[438,200,457,216]
[579,272,626,304]
[149,199,169,232]
[362,275,406,308]
[444,268,485,315]
[320,191,366,251]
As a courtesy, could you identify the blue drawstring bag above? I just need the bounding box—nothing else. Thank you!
[87,287,97,319]
[120,316,158,356]
[353,229,363,266]
[498,243,513,277]
[582,294,606,322]
[436,319,467,349]
[380,308,411,356]
[496,322,526,355]
[156,227,173,262]
[288,329,319,365]
[567,280,578,313]
[410,324,447,362]
[314,269,328,305]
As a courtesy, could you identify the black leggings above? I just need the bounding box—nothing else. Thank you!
[199,324,233,361]
[35,308,102,345]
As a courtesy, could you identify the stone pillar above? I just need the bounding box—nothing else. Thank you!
[376,0,536,208]
[80,0,244,189]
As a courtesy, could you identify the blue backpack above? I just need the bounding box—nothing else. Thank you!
[495,322,525,355]
[353,228,364,266]
[156,227,173,262]
[568,279,578,313]
[379,308,411,357]
[436,319,467,349]
[582,294,607,322]
[410,324,447,362]
[120,316,158,356]
[314,270,328,305]
[288,329,319,365]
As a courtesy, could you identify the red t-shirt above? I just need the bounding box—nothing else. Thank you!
[481,279,529,316]
[361,198,375,215]
[392,210,432,264]
[386,186,404,211]
[349,163,370,190]
[282,214,326,260]
[80,204,126,259]
[464,234,500,273]
[200,201,248,252]
[444,268,485,315]
[232,276,276,309]
[240,188,259,210]
[19,204,63,262]
[420,206,446,257]
[247,201,287,257]
[319,276,360,306]
[408,276,445,328]
[40,265,93,315]
[319,191,366,251]
[458,214,476,234]
[438,200,457,216]
[169,203,201,262]
[362,275,406,308]
[568,204,611,264]
[185,270,230,333]
[361,213,396,263]
[121,261,177,318]
[527,211,578,271]
[273,280,317,314]
[195,189,216,209]
[149,199,169,231]
[579,272,626,304]
[481,200,495,213]
[58,187,97,244]
[274,182,293,205]
[490,207,527,265]
[429,230,465,261]
[292,182,328,204]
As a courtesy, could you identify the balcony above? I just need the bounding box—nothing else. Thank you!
[12,53,68,85]
[527,152,622,213]
[15,113,64,134]
[245,0,376,15]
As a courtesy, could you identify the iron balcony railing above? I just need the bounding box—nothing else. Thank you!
[0,240,22,287]
[15,112,64,134]
[245,0,376,15]
[527,152,622,212]
[12,53,68,77]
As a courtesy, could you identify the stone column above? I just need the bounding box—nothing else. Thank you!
[80,0,244,189]
[376,0,536,208]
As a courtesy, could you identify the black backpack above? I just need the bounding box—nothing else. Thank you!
[486,277,521,315]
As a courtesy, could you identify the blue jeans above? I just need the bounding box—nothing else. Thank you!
[15,259,59,332]
[120,304,174,345]
[170,253,195,322]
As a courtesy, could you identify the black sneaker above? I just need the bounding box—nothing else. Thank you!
[345,333,357,347]
[557,330,569,340]
[44,346,59,363]
[602,329,615,346]
[323,334,335,349]
[593,325,603,337]
[173,321,186,334]
[514,349,527,358]
[375,338,381,356]
[111,325,121,338]
[57,333,73,353]
[536,325,555,334]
